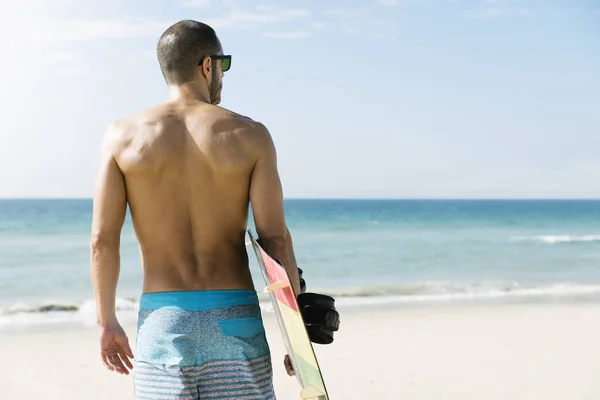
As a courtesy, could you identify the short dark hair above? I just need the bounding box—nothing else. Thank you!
[157,20,222,85]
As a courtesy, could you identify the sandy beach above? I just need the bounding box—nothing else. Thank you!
[2,301,600,400]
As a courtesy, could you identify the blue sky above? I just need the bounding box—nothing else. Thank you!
[0,0,598,199]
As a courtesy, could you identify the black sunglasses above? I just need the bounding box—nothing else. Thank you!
[199,55,232,72]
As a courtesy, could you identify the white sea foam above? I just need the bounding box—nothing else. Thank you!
[2,282,600,331]
[511,235,600,244]
[0,297,139,331]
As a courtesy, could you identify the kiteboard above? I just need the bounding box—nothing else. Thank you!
[247,230,330,400]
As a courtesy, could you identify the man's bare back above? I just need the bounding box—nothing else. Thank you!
[93,98,299,300]
[104,102,266,293]
[90,20,299,383]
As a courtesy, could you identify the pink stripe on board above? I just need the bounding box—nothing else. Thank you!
[259,247,300,313]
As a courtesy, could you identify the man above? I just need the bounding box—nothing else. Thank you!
[90,19,301,400]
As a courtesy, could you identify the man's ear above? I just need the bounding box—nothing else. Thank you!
[199,57,212,78]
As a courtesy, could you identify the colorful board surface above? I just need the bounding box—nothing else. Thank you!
[247,230,329,400]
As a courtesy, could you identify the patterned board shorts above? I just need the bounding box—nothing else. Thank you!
[134,290,276,400]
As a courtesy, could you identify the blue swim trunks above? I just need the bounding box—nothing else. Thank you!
[133,290,276,400]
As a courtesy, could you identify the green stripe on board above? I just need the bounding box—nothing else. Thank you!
[295,354,328,400]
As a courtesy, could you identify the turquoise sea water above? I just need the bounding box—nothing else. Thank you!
[1,199,599,330]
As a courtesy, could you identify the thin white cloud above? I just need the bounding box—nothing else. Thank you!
[0,17,171,43]
[47,52,89,76]
[465,6,532,19]
[261,31,310,39]
[183,0,211,8]
[465,8,503,18]
[0,0,72,18]
[0,1,388,44]
[368,32,389,38]
[229,7,309,23]
[321,6,396,37]
[377,0,405,6]
[311,22,328,31]
[220,0,239,9]
[0,0,72,6]
[216,1,309,25]
[322,7,371,18]
[0,2,310,44]
[517,8,531,16]
[0,46,89,79]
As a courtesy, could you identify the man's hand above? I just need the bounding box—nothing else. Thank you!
[284,354,295,377]
[99,324,134,375]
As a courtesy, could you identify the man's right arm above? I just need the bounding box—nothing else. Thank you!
[248,123,301,295]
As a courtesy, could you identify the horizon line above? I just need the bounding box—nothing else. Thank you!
[1,197,599,201]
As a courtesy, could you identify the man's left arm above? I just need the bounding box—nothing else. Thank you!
[90,124,133,374]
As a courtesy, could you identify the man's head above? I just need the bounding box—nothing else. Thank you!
[157,20,231,104]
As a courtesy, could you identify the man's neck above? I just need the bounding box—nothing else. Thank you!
[168,81,211,103]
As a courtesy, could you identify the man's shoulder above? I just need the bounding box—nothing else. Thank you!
[211,106,270,137]
[122,103,169,124]
[101,107,152,153]
[98,119,130,161]
[105,104,167,136]
[105,106,152,131]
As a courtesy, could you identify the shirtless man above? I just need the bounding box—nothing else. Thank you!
[90,19,300,399]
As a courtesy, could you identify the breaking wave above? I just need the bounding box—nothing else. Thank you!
[511,235,600,244]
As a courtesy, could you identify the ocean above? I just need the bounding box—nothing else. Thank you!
[1,199,599,331]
